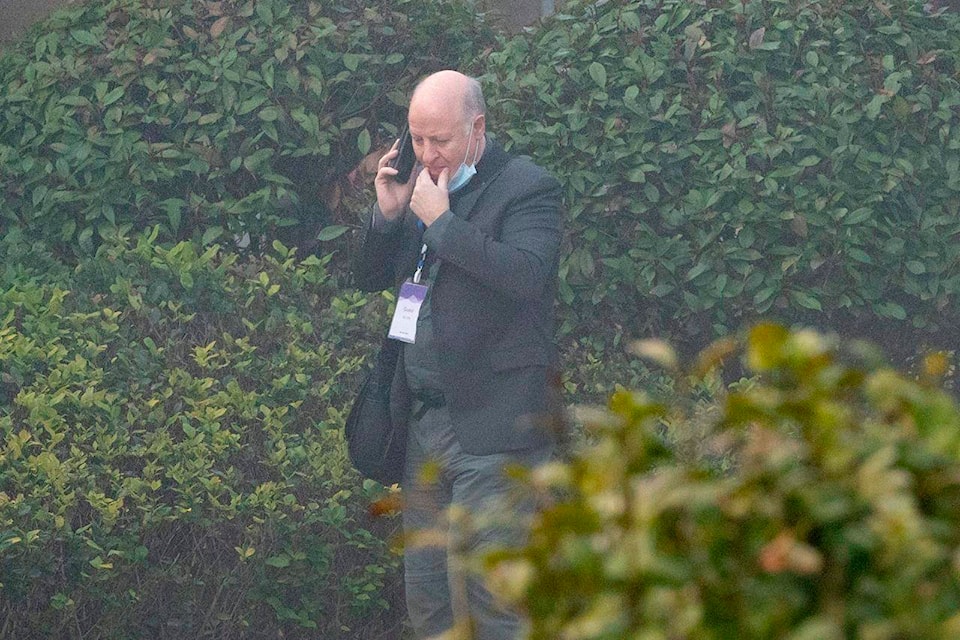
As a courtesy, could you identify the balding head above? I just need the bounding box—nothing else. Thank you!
[406,70,487,182]
[410,70,485,125]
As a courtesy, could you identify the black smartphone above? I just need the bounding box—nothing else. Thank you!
[389,125,415,183]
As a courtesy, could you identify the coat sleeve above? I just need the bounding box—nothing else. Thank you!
[353,206,404,293]
[423,167,563,301]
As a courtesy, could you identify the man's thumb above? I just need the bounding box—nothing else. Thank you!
[438,168,450,191]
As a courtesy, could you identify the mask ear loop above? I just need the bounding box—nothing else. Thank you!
[470,130,482,165]
[463,117,482,167]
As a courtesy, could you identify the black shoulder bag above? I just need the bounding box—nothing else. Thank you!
[344,337,406,485]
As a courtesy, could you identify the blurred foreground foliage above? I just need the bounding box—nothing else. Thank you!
[489,325,960,639]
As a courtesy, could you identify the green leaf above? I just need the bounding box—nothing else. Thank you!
[238,95,267,115]
[202,226,223,245]
[198,112,223,125]
[686,261,710,282]
[875,302,906,320]
[588,62,607,88]
[341,117,366,130]
[317,225,349,241]
[865,94,886,120]
[790,290,822,311]
[357,129,371,154]
[78,227,94,253]
[60,95,92,107]
[265,554,291,568]
[843,207,873,226]
[343,53,360,71]
[71,30,99,47]
[102,86,125,106]
[32,186,48,206]
[159,199,184,231]
[244,148,274,171]
[259,107,282,122]
[906,261,925,274]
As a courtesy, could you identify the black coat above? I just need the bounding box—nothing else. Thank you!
[354,140,564,455]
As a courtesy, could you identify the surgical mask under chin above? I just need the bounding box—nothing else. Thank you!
[447,133,481,194]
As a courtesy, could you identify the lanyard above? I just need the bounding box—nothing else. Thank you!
[412,219,428,284]
[413,243,428,284]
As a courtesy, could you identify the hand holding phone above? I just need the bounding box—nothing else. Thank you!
[388,126,415,183]
[375,125,418,220]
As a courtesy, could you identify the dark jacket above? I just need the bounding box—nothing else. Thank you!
[354,140,564,455]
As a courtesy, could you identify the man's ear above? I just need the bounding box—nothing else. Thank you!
[473,114,486,137]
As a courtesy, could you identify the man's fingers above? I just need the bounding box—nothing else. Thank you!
[415,166,431,188]
[377,141,401,169]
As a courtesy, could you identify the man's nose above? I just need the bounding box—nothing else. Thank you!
[421,142,438,165]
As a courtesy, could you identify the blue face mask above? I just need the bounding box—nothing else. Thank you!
[447,129,482,194]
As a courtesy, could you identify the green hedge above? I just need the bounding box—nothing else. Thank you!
[0,229,398,638]
[0,0,493,256]
[488,325,960,638]
[485,0,960,372]
[5,0,960,399]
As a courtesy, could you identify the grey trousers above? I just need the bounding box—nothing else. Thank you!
[401,405,552,640]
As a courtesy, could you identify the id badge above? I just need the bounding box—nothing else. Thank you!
[388,280,428,343]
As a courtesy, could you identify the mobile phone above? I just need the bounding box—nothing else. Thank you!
[389,125,415,183]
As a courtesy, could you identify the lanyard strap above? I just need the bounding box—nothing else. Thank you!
[413,219,427,284]
[413,243,427,284]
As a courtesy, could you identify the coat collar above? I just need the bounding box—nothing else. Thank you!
[450,138,512,220]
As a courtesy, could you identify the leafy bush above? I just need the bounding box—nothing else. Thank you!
[485,0,960,373]
[0,229,400,638]
[487,325,960,638]
[0,0,493,257]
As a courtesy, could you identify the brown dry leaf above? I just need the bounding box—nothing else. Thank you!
[923,351,950,378]
[873,0,892,18]
[210,17,230,39]
[759,531,794,573]
[749,27,766,50]
[369,493,402,517]
[721,121,737,149]
[692,337,737,376]
[321,183,342,215]
[790,214,809,238]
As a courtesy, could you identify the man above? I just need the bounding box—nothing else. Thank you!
[354,70,563,639]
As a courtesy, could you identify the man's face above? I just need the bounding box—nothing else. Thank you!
[407,101,483,182]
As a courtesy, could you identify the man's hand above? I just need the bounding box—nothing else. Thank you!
[374,139,416,220]
[409,167,450,227]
